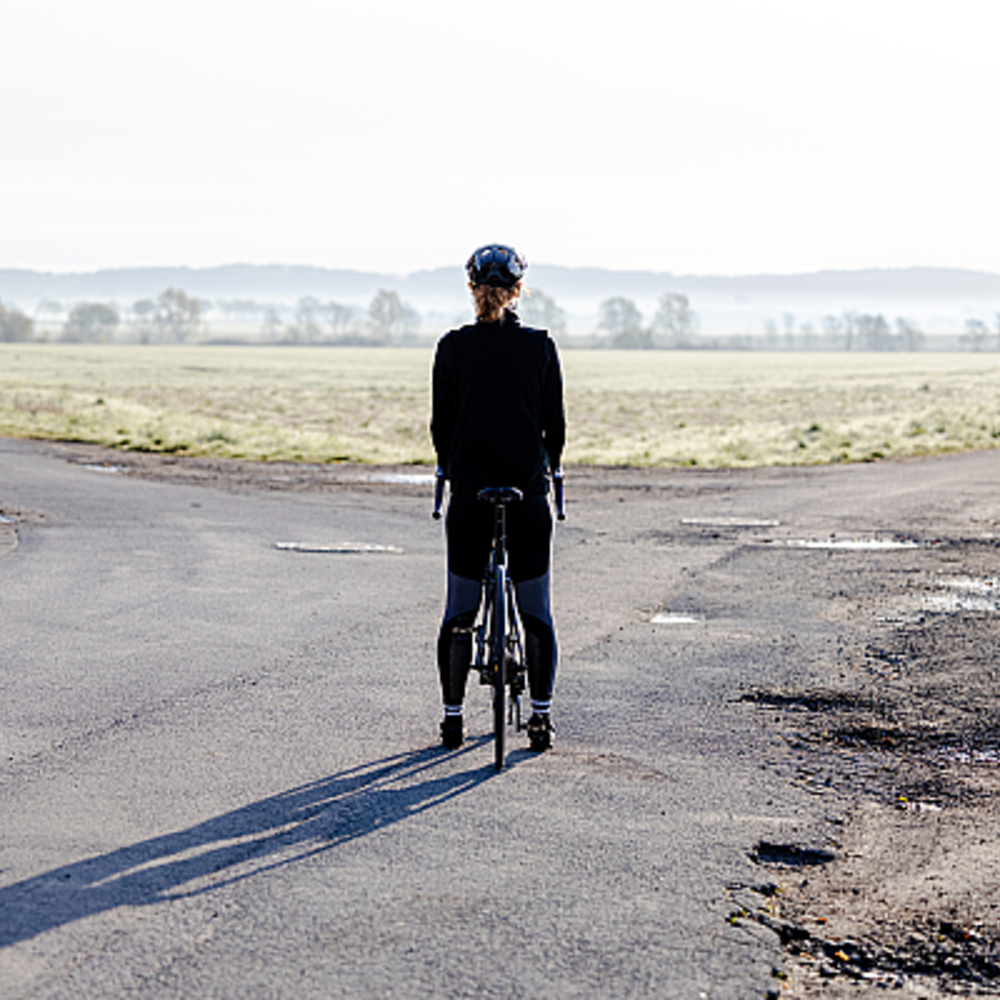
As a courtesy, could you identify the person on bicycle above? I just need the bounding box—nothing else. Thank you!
[431,244,565,753]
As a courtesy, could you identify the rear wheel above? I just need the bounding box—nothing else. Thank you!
[492,564,507,771]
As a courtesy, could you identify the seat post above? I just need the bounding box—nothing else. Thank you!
[495,500,507,568]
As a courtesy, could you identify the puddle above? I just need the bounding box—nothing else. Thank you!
[900,800,943,813]
[650,612,701,624]
[681,517,779,527]
[877,613,926,625]
[784,538,920,551]
[923,577,1000,613]
[275,542,404,554]
[368,473,437,486]
[81,463,131,474]
[924,595,1000,612]
[938,746,1000,764]
[935,576,1000,594]
[0,514,16,524]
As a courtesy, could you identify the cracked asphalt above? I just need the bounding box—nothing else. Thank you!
[2,437,999,998]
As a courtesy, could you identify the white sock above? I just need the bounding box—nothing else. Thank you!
[531,700,551,716]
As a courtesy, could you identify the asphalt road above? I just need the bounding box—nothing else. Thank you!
[2,437,997,998]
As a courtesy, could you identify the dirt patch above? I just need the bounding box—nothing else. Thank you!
[737,543,1000,996]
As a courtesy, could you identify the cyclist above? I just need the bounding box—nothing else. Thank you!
[431,244,566,753]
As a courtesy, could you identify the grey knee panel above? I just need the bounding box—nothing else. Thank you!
[443,572,482,623]
[514,573,553,627]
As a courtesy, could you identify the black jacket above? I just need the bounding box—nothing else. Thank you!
[431,311,565,497]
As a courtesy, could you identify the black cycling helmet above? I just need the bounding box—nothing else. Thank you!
[465,244,527,288]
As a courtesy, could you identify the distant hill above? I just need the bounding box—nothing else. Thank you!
[3,263,1000,305]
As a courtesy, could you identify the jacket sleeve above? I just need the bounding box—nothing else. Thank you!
[430,338,454,472]
[541,337,566,470]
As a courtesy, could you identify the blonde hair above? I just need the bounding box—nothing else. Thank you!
[471,283,519,324]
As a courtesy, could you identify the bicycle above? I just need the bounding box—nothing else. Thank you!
[434,469,564,771]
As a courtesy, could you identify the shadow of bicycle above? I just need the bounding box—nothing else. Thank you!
[0,740,494,949]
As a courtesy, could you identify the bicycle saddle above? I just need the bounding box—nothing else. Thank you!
[477,487,523,504]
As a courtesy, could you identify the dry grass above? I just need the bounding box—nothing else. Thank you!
[2,344,1000,467]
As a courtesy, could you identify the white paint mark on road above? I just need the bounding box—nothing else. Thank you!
[81,463,132,474]
[650,612,702,624]
[682,517,779,527]
[784,538,920,551]
[368,473,437,485]
[275,542,404,554]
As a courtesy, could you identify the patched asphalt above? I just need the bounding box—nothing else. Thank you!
[3,437,1000,998]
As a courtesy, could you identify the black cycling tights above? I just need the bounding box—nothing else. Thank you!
[437,493,557,708]
[438,606,556,709]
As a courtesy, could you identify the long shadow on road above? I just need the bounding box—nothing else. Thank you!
[1,742,493,949]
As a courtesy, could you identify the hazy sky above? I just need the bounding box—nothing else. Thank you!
[3,0,998,275]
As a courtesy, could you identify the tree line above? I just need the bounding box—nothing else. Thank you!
[5,288,1000,350]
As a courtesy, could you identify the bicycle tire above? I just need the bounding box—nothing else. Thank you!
[492,563,507,771]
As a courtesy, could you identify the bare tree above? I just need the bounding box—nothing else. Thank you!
[131,299,157,343]
[782,312,796,349]
[61,302,120,343]
[598,297,649,348]
[799,322,818,350]
[0,300,34,342]
[858,313,893,350]
[895,318,925,352]
[154,288,201,343]
[652,293,697,347]
[961,318,989,352]
[821,315,843,349]
[762,318,779,349]
[260,306,282,341]
[34,299,63,318]
[520,289,568,338]
[367,289,420,344]
[295,296,324,342]
[841,311,858,351]
[323,302,358,340]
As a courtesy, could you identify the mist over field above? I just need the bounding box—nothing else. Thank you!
[3,264,1000,350]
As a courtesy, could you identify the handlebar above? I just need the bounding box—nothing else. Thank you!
[432,466,445,520]
[553,468,566,521]
[432,468,566,521]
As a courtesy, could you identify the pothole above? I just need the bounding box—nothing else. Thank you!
[740,688,866,712]
[751,841,836,867]
[274,542,404,554]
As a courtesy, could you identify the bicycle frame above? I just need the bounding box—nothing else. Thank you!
[472,491,527,770]
[433,475,563,769]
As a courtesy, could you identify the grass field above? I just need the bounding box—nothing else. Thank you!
[2,344,1000,467]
